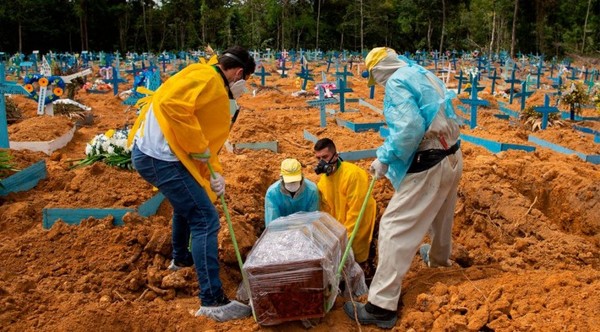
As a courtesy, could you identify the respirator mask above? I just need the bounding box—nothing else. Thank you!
[314,154,340,175]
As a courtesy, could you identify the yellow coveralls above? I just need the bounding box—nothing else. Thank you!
[317,161,376,263]
[127,64,229,202]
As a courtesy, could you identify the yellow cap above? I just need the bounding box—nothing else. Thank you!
[364,47,392,86]
[280,158,302,183]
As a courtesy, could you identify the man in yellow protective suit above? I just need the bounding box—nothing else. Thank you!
[128,46,255,322]
[313,138,376,264]
[343,47,463,329]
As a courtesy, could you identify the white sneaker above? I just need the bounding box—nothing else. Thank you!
[168,259,193,271]
[195,300,252,322]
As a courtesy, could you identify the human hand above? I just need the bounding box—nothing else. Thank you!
[191,148,211,163]
[370,159,388,179]
[210,173,225,196]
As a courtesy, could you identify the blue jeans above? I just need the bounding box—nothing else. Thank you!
[132,144,225,306]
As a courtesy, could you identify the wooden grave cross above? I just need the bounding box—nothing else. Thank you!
[297,65,314,91]
[534,94,560,130]
[326,55,335,73]
[568,67,579,81]
[504,64,522,105]
[454,70,468,95]
[308,86,338,127]
[0,64,30,148]
[487,68,500,94]
[459,74,489,129]
[253,65,271,87]
[279,57,290,78]
[432,50,439,71]
[331,77,353,113]
[335,65,354,84]
[513,80,534,111]
[532,57,545,89]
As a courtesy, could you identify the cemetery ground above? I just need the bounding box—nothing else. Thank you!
[1,60,599,331]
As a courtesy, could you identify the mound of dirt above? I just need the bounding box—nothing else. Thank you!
[0,60,598,331]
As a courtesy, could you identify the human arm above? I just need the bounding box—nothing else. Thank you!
[264,186,282,227]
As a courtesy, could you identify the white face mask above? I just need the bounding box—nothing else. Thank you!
[284,181,301,193]
[229,79,247,99]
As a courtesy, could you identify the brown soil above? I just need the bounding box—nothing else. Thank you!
[8,115,74,141]
[0,61,599,332]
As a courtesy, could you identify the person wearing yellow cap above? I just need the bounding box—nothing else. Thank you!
[343,47,463,329]
[264,158,320,226]
[313,138,376,264]
[128,46,256,322]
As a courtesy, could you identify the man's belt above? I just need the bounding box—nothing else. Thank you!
[407,141,460,173]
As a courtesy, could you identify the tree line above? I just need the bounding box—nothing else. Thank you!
[0,0,598,58]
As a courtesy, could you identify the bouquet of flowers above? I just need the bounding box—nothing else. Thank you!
[81,79,113,92]
[314,83,337,98]
[73,129,132,169]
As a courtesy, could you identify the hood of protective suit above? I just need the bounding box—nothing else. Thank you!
[365,47,407,87]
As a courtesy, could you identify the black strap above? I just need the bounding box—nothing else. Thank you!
[213,65,234,99]
[407,141,460,173]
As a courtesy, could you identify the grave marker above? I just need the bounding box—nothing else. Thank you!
[253,65,271,87]
[504,64,522,104]
[0,64,30,148]
[307,86,338,127]
[459,75,489,129]
[533,94,560,130]
[513,80,533,111]
[331,78,353,113]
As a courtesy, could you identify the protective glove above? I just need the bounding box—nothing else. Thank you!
[369,159,388,179]
[229,79,247,99]
[190,148,211,163]
[210,172,225,196]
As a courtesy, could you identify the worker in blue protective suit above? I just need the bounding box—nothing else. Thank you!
[264,158,319,226]
[343,47,463,329]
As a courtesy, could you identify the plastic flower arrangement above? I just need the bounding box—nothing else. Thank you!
[314,83,337,98]
[561,81,590,120]
[82,79,113,92]
[73,129,132,169]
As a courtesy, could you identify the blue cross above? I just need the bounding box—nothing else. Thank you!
[477,56,487,74]
[551,75,563,99]
[432,50,439,71]
[464,74,484,94]
[253,65,271,87]
[331,78,353,113]
[451,53,458,70]
[533,58,545,89]
[307,86,338,127]
[0,64,30,148]
[110,66,126,96]
[513,81,533,111]
[296,65,314,90]
[487,68,500,94]
[335,65,354,85]
[504,65,522,104]
[459,75,489,129]
[534,94,560,130]
[454,70,468,94]
[279,57,290,78]
[569,67,579,80]
[326,55,335,73]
